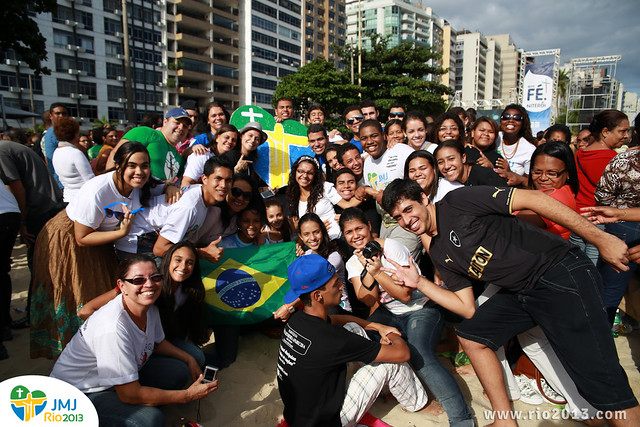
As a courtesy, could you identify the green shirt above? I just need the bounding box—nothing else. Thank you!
[87,144,102,161]
[122,127,184,181]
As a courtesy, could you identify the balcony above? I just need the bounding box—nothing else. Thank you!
[177,68,214,83]
[176,13,213,31]
[170,0,213,14]
[178,86,210,98]
[176,32,212,49]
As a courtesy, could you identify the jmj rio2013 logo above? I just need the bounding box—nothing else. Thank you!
[1,375,98,425]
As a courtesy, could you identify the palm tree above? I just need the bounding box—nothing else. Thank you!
[555,69,570,124]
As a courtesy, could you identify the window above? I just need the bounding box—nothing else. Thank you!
[252,46,277,61]
[76,10,93,30]
[252,92,272,105]
[105,40,123,57]
[252,31,277,47]
[279,11,301,27]
[130,27,162,44]
[134,69,162,85]
[306,28,313,36]
[279,0,301,14]
[78,35,95,53]
[109,107,125,121]
[306,2,313,13]
[279,26,300,41]
[252,61,277,75]
[279,54,300,67]
[132,4,160,24]
[79,105,98,120]
[182,58,210,74]
[55,54,96,77]
[306,53,313,61]
[103,0,120,13]
[252,0,277,18]
[107,85,125,102]
[252,15,277,33]
[52,6,73,24]
[252,76,277,90]
[279,40,300,55]
[0,71,42,94]
[104,17,122,35]
[214,65,238,79]
[53,30,74,48]
[106,62,124,79]
[57,78,76,98]
[279,68,294,78]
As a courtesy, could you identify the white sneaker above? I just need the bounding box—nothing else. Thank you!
[515,374,544,405]
[537,378,567,405]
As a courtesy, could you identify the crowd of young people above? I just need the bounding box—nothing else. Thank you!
[1,96,639,426]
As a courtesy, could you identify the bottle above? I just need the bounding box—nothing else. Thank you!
[612,310,622,338]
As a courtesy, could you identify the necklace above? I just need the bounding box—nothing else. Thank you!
[500,139,520,160]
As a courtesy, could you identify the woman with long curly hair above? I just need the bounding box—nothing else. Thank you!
[181,123,239,187]
[287,155,362,240]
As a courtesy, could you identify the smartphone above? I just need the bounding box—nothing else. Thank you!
[260,189,275,199]
[202,365,218,383]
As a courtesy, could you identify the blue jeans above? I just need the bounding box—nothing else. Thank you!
[599,221,640,324]
[138,339,206,390]
[368,304,473,426]
[457,249,638,411]
[569,224,605,266]
[88,339,205,426]
[88,390,165,427]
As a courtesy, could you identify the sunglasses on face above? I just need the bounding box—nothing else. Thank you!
[501,113,524,122]
[103,202,144,220]
[389,112,405,118]
[230,187,252,201]
[122,274,163,286]
[346,115,364,125]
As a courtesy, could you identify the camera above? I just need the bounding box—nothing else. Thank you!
[362,241,382,259]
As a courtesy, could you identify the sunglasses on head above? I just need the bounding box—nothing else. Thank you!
[389,112,405,118]
[103,202,144,220]
[231,187,252,201]
[346,115,364,125]
[122,274,163,286]
[501,113,524,122]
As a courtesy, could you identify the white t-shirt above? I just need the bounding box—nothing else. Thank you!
[298,181,343,240]
[52,143,95,203]
[188,206,237,247]
[363,143,414,191]
[183,151,214,182]
[66,171,142,231]
[51,295,164,393]
[432,177,464,203]
[0,184,19,214]
[346,238,427,316]
[497,135,536,176]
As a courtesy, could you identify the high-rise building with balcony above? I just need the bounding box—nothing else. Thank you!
[0,0,169,126]
[166,0,240,110]
[301,0,347,69]
[345,0,445,71]
[454,31,501,109]
[487,34,522,106]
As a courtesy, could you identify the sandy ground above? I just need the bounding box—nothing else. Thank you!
[2,241,640,426]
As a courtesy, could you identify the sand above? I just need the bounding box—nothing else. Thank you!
[2,241,639,426]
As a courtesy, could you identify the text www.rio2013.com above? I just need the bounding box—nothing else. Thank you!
[484,408,626,421]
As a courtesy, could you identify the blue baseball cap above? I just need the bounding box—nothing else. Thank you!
[165,107,191,121]
[285,254,336,304]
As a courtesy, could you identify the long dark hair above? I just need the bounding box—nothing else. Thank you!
[157,242,209,345]
[430,111,465,144]
[219,174,260,228]
[470,116,500,151]
[297,213,338,259]
[287,156,324,218]
[208,123,239,156]
[527,141,579,196]
[116,254,156,280]
[589,109,628,141]
[501,104,536,145]
[404,150,439,201]
[111,141,161,206]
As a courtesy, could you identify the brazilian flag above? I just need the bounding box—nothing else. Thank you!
[201,242,296,325]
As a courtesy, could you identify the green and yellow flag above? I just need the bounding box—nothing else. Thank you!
[201,242,296,325]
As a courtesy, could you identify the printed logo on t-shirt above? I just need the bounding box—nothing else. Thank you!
[445,254,453,263]
[282,326,311,356]
[367,172,388,190]
[492,187,507,198]
[449,230,461,247]
[468,246,493,279]
[164,152,181,181]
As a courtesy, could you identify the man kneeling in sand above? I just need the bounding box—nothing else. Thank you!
[277,254,429,427]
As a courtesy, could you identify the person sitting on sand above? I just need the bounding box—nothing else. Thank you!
[276,254,429,426]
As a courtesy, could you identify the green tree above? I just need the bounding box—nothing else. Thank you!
[336,34,453,115]
[272,58,360,121]
[0,0,56,75]
[93,115,118,128]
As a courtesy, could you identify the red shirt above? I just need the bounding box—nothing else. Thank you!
[575,149,617,209]
[541,185,576,240]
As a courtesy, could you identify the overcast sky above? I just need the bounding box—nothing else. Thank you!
[425,0,640,95]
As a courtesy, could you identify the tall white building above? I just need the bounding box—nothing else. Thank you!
[345,0,445,70]
[454,31,501,109]
[239,0,302,113]
[1,0,169,127]
[487,34,522,106]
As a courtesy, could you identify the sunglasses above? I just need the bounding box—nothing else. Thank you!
[346,115,364,125]
[230,187,252,201]
[122,274,163,286]
[103,202,144,220]
[389,112,405,118]
[501,113,524,122]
